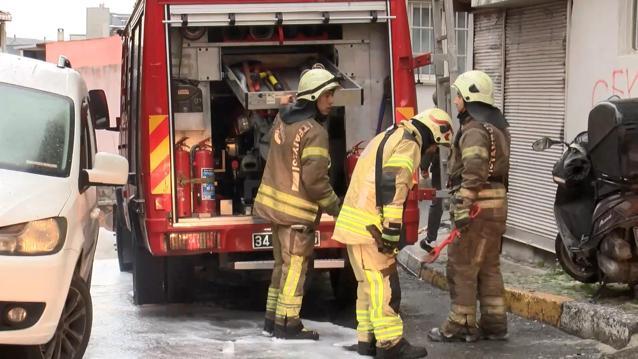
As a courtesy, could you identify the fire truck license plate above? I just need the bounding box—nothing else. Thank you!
[252,231,320,249]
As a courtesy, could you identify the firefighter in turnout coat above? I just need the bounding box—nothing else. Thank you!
[254,65,341,340]
[333,108,453,359]
[428,70,511,343]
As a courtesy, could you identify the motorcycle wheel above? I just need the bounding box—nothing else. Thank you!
[555,234,599,283]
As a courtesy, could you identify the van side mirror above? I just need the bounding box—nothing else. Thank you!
[79,152,129,192]
[88,89,111,130]
[532,137,561,152]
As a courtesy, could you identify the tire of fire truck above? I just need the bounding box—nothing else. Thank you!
[131,215,167,305]
[114,204,133,272]
[330,256,357,306]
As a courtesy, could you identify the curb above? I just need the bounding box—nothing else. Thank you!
[602,340,638,359]
[398,245,638,350]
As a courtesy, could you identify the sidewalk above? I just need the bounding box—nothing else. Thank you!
[398,236,638,354]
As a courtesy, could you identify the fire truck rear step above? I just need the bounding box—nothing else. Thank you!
[233,259,345,270]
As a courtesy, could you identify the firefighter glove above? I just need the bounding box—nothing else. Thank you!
[453,207,472,232]
[452,192,474,232]
[325,197,341,217]
[380,224,401,255]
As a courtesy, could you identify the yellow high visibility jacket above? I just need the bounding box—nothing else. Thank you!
[254,113,339,226]
[333,121,422,245]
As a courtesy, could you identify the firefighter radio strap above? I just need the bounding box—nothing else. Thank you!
[375,125,398,216]
[363,126,398,253]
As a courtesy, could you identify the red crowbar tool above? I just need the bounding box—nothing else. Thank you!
[421,205,481,264]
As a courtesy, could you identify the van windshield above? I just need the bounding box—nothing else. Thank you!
[0,82,74,177]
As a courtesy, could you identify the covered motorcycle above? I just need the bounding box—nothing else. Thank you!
[534,98,638,291]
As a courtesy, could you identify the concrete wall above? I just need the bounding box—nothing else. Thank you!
[87,6,111,39]
[565,0,638,139]
[45,36,122,154]
[0,21,6,52]
[0,23,4,52]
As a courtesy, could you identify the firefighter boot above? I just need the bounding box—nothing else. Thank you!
[480,330,509,341]
[427,327,479,343]
[375,338,428,359]
[274,322,319,341]
[263,318,275,337]
[344,340,376,356]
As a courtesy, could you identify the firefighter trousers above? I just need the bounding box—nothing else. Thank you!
[442,218,508,336]
[347,243,403,349]
[265,224,315,329]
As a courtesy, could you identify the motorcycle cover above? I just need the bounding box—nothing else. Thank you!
[552,132,591,188]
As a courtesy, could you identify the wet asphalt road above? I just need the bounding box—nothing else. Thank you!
[79,230,607,359]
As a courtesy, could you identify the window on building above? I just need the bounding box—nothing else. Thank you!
[408,1,470,82]
[455,11,469,74]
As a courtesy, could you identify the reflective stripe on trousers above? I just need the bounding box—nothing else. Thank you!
[365,270,403,342]
[269,225,314,328]
[275,255,306,322]
[347,244,403,348]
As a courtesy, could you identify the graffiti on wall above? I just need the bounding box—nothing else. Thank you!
[591,68,638,106]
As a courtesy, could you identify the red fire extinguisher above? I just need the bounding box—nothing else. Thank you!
[345,140,366,186]
[191,138,216,216]
[175,137,192,218]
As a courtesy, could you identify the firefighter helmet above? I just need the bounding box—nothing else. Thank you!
[452,70,494,106]
[296,66,340,102]
[412,108,454,146]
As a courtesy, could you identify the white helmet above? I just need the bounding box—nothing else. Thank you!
[452,70,495,106]
[296,66,340,102]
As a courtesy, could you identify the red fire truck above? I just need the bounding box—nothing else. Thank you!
[114,0,429,305]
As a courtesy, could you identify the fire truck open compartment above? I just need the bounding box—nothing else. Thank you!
[166,3,393,224]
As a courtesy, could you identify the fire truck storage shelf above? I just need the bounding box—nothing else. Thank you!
[222,54,363,110]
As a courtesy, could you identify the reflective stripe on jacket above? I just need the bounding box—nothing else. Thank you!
[333,121,422,245]
[254,113,339,226]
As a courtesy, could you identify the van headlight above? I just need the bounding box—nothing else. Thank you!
[0,218,66,255]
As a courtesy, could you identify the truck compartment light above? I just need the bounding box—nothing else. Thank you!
[166,232,219,251]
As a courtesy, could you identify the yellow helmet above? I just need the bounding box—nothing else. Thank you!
[452,70,494,106]
[412,108,454,146]
[296,66,340,102]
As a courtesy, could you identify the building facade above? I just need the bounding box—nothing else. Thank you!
[469,0,638,252]
[87,5,130,39]
[45,36,122,154]
[0,11,10,53]
[408,1,474,110]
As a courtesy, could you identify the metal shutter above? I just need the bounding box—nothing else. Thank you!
[473,9,504,110]
[504,1,567,250]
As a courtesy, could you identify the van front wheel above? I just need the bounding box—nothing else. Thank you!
[39,275,93,359]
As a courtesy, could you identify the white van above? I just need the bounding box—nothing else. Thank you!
[0,53,128,358]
